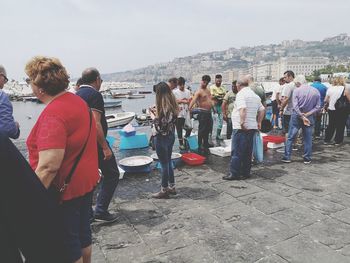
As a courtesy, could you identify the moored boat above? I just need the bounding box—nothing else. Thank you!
[126,94,145,99]
[106,112,135,128]
[104,101,122,109]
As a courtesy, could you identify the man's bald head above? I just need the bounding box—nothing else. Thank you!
[81,67,102,90]
[243,74,254,85]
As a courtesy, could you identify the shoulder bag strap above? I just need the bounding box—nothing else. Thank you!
[59,108,93,192]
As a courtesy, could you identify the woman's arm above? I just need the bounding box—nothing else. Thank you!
[35,149,65,189]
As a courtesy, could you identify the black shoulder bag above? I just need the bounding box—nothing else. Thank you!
[48,108,93,203]
[335,87,350,113]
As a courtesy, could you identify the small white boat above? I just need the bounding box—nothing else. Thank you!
[126,94,145,99]
[104,101,122,109]
[106,112,135,128]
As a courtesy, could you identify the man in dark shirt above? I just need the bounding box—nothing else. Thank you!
[76,68,119,223]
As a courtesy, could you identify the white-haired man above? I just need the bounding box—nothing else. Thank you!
[0,65,20,139]
[282,75,320,164]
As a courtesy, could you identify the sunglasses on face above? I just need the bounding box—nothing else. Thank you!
[1,74,8,83]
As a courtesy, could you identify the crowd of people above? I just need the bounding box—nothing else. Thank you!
[0,57,350,262]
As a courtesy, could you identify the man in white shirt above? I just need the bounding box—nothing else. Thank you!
[173,77,192,150]
[223,78,265,181]
[280,71,296,134]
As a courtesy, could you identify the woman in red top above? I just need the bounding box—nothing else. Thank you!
[25,56,99,263]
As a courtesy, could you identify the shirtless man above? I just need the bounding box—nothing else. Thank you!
[189,75,213,154]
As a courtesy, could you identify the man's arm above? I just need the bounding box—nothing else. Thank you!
[189,91,199,109]
[292,92,302,117]
[239,108,247,130]
[92,110,112,160]
[222,100,228,121]
[257,105,265,130]
[0,94,20,139]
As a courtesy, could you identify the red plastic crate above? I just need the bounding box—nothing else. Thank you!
[263,135,285,151]
[181,153,206,166]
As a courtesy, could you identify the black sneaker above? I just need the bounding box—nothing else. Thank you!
[303,158,311,164]
[281,157,291,163]
[94,212,119,223]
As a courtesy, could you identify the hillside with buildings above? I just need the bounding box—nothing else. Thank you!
[102,33,350,83]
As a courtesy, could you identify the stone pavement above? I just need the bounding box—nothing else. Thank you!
[90,139,350,263]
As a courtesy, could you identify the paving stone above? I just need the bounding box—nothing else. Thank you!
[176,182,221,200]
[271,205,326,229]
[97,224,143,248]
[300,218,350,249]
[91,243,107,263]
[271,234,349,263]
[238,191,295,215]
[255,254,288,263]
[332,208,350,225]
[340,244,350,257]
[212,180,264,198]
[288,192,345,214]
[324,192,350,208]
[231,212,298,246]
[210,200,260,222]
[250,178,302,197]
[134,221,193,255]
[103,243,153,263]
[119,200,165,224]
[142,245,219,263]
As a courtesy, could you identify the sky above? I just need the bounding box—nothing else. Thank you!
[1,0,349,80]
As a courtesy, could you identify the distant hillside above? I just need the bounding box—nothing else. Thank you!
[102,33,350,83]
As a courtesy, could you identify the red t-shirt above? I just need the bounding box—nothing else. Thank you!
[27,92,99,201]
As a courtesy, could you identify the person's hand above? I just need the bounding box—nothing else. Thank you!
[240,122,248,131]
[258,122,262,130]
[15,121,20,129]
[302,116,311,127]
[103,146,113,160]
[223,115,228,122]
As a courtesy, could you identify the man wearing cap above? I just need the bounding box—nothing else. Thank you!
[0,65,20,139]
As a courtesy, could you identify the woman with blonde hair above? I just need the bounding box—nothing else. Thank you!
[25,56,99,263]
[150,82,178,198]
[324,77,350,145]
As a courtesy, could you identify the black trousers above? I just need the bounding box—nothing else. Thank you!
[0,132,69,263]
[175,118,192,144]
[325,109,349,144]
[197,111,213,149]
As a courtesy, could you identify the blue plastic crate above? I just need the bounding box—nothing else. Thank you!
[119,133,149,150]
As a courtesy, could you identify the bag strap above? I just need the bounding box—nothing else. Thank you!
[59,108,93,192]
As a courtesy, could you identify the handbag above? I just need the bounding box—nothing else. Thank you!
[48,108,92,203]
[335,87,350,113]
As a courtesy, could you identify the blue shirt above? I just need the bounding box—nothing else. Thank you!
[311,82,327,107]
[0,90,20,139]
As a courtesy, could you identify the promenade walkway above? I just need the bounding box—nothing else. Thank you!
[91,138,350,263]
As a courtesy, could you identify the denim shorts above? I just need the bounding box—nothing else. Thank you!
[60,191,93,262]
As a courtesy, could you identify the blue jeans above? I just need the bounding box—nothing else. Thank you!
[230,129,255,177]
[155,132,175,188]
[284,114,314,161]
[95,143,119,216]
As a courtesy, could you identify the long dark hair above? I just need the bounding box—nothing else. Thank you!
[154,82,178,119]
